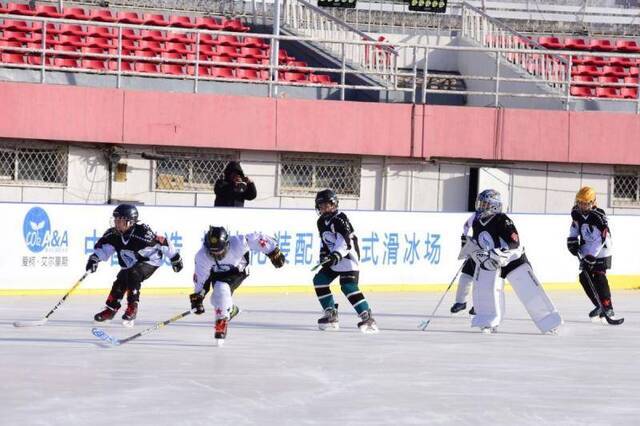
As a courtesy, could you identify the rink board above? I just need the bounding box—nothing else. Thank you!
[2,202,639,292]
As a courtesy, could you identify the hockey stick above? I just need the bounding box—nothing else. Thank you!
[418,262,466,331]
[577,258,624,326]
[92,310,193,346]
[310,258,331,272]
[13,272,89,327]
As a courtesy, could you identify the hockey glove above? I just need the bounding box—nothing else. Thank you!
[267,247,286,268]
[323,252,342,267]
[86,254,100,273]
[581,254,597,271]
[189,292,205,315]
[460,235,468,249]
[567,237,580,256]
[488,248,510,268]
[170,254,183,273]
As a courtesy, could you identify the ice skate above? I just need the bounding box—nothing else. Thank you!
[481,326,498,334]
[450,302,467,314]
[122,302,138,328]
[229,304,240,321]
[588,307,602,323]
[318,304,339,331]
[94,306,117,323]
[469,306,476,315]
[214,318,228,346]
[357,309,379,334]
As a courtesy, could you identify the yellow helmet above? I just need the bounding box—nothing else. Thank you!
[575,186,596,204]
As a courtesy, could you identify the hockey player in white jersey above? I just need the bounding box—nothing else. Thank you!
[567,186,617,321]
[313,189,378,333]
[450,213,476,315]
[190,226,285,345]
[464,190,562,334]
[87,204,183,327]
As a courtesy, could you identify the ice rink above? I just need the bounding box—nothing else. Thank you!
[2,290,639,426]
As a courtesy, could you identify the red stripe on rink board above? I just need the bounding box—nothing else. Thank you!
[1,81,640,165]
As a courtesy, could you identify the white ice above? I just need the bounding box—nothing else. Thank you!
[1,290,639,426]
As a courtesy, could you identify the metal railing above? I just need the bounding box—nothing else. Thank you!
[282,0,398,85]
[3,13,640,111]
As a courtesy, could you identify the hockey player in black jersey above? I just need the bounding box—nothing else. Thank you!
[462,189,562,334]
[567,186,617,321]
[312,189,378,333]
[86,204,183,327]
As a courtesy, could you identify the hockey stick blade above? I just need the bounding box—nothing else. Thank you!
[92,327,121,346]
[13,319,48,327]
[603,314,624,325]
[418,319,431,331]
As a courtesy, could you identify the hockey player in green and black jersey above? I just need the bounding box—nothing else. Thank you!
[312,189,379,334]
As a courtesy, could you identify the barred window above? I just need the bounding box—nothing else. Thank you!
[612,167,640,206]
[279,154,361,196]
[153,150,236,192]
[0,141,67,186]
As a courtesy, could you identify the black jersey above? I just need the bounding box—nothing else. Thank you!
[93,223,178,269]
[569,206,612,259]
[472,213,527,277]
[317,211,360,272]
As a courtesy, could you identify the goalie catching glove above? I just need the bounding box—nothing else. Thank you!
[189,292,205,315]
[267,247,286,268]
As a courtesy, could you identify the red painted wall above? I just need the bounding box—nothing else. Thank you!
[2,81,640,165]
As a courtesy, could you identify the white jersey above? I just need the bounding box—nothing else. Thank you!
[193,232,277,293]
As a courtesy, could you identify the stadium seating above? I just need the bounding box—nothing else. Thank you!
[0,2,335,85]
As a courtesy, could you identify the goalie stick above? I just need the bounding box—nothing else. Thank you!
[92,310,193,346]
[418,262,465,331]
[13,272,89,327]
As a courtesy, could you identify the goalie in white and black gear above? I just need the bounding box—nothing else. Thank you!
[463,190,563,334]
[88,204,183,327]
[191,226,285,345]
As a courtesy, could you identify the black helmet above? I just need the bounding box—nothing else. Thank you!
[204,226,230,260]
[113,204,139,222]
[315,189,338,215]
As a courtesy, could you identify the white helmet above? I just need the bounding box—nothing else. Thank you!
[475,189,502,219]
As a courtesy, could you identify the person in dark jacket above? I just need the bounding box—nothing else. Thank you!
[214,161,257,207]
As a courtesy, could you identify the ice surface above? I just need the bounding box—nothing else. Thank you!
[1,291,639,426]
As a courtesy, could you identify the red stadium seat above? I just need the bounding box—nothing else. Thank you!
[161,63,184,75]
[237,56,258,65]
[602,65,627,77]
[63,7,89,20]
[564,38,588,50]
[117,12,143,25]
[621,87,638,99]
[242,36,267,48]
[138,40,165,53]
[85,37,113,49]
[1,51,25,64]
[142,14,169,26]
[186,64,210,76]
[572,75,594,85]
[573,56,606,66]
[120,39,138,51]
[6,2,35,15]
[81,46,105,57]
[87,26,115,39]
[239,47,267,59]
[236,67,260,80]
[122,29,142,41]
[134,62,158,73]
[595,87,622,98]
[1,30,32,43]
[89,9,116,22]
[207,54,233,66]
[283,71,309,82]
[570,86,593,97]
[199,34,218,46]
[538,36,563,50]
[58,34,85,47]
[221,18,249,32]
[166,31,193,44]
[169,16,195,28]
[140,30,167,42]
[133,49,158,61]
[195,17,222,30]
[217,35,242,46]
[198,43,216,56]
[32,23,61,35]
[628,67,640,77]
[81,59,106,70]
[624,76,639,86]
[25,44,51,65]
[608,56,635,67]
[0,40,22,52]
[1,19,31,32]
[615,40,640,53]
[572,65,602,76]
[53,57,79,68]
[53,44,80,58]
[217,45,240,58]
[59,24,86,36]
[589,39,614,52]
[310,74,334,85]
[211,66,234,78]
[107,59,133,71]
[34,5,61,18]
[165,42,192,54]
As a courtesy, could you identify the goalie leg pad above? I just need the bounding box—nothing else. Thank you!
[455,270,474,304]
[471,267,503,329]
[506,263,563,333]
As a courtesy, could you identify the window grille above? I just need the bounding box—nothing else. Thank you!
[279,154,361,197]
[612,166,640,206]
[154,150,236,192]
[0,141,67,186]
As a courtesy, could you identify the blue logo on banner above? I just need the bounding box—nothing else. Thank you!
[23,207,68,253]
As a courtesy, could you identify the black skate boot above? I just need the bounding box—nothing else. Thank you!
[318,304,339,331]
[94,306,117,322]
[357,309,379,334]
[122,302,138,327]
[469,306,476,315]
[588,306,602,322]
[450,302,467,314]
[214,318,228,346]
